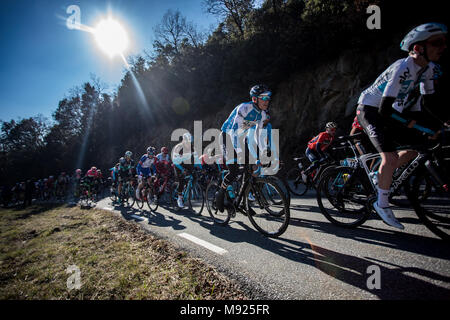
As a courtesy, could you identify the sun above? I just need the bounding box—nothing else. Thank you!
[94,18,129,58]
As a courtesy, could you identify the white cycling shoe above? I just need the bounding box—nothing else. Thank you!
[177,196,184,208]
[373,202,404,230]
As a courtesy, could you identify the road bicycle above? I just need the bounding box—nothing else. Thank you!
[316,130,450,241]
[172,168,205,215]
[205,163,290,238]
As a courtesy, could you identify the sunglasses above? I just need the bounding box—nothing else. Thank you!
[427,38,447,48]
[258,95,271,101]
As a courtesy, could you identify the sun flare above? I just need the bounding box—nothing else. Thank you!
[94,18,129,58]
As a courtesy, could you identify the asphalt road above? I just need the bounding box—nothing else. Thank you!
[93,190,450,300]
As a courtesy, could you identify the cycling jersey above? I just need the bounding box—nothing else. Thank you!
[86,169,100,179]
[358,56,437,113]
[221,102,269,155]
[156,153,171,163]
[172,144,202,169]
[308,132,334,152]
[119,159,135,178]
[136,154,156,177]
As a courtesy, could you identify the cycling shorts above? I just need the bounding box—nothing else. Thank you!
[356,104,426,153]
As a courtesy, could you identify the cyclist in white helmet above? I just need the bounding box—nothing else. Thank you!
[356,22,447,230]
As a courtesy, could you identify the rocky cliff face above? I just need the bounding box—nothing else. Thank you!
[269,43,403,160]
[134,41,406,163]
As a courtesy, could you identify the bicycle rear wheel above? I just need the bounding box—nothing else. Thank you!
[410,170,450,241]
[126,184,136,207]
[146,185,159,212]
[205,180,231,225]
[246,177,290,238]
[136,188,145,209]
[316,166,372,228]
[188,182,204,215]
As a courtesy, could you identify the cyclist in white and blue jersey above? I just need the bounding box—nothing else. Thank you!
[215,84,272,213]
[357,23,447,229]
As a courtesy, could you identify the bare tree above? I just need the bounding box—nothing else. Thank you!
[202,0,254,38]
[154,9,187,55]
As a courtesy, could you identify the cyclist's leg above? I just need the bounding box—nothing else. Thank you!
[216,132,240,212]
[357,104,405,229]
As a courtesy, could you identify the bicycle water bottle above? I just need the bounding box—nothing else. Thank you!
[227,185,235,199]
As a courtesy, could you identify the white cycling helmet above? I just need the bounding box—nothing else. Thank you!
[326,122,337,129]
[125,150,132,158]
[400,23,447,52]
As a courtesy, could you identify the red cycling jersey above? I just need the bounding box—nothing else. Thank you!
[86,169,100,179]
[308,131,334,152]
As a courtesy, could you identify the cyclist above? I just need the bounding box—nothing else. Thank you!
[85,166,100,195]
[215,84,272,213]
[356,22,447,229]
[157,147,171,163]
[136,146,157,201]
[172,133,202,208]
[300,122,338,183]
[118,153,135,201]
[56,172,69,198]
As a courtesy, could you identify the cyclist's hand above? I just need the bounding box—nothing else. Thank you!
[407,120,417,129]
[429,130,441,140]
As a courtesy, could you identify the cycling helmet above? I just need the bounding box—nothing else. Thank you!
[161,147,169,154]
[400,23,447,52]
[250,84,272,98]
[91,166,97,171]
[183,133,192,143]
[75,169,81,174]
[326,122,337,129]
[125,151,132,158]
[119,157,126,165]
[147,146,156,155]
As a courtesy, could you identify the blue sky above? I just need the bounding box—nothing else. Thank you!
[0,0,219,122]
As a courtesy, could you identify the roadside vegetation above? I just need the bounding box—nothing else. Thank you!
[0,204,247,299]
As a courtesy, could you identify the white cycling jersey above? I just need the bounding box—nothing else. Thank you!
[221,102,268,154]
[358,56,438,113]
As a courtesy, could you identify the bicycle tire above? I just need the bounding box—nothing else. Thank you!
[146,185,159,212]
[286,167,308,196]
[246,177,290,238]
[188,182,204,215]
[316,166,372,228]
[410,170,450,241]
[205,179,231,225]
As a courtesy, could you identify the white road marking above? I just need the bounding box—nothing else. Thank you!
[178,233,228,255]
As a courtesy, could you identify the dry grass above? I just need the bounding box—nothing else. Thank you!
[0,204,247,300]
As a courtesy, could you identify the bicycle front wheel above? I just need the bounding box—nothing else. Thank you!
[410,170,450,241]
[246,177,290,238]
[188,182,204,215]
[205,180,231,225]
[316,166,372,228]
